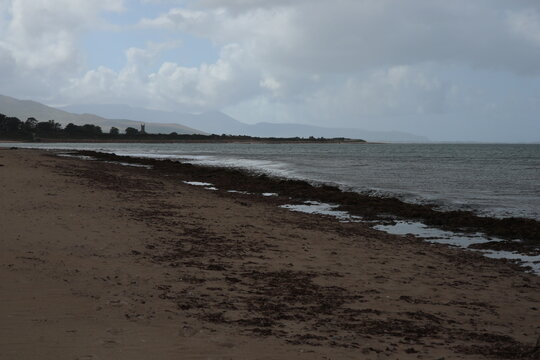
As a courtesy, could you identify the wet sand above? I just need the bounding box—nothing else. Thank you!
[74,150,540,248]
[1,148,539,359]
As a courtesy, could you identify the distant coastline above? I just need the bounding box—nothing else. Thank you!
[0,138,369,144]
[0,112,366,144]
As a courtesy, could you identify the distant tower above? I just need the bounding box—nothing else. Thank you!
[140,123,146,134]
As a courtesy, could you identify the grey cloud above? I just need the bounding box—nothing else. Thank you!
[84,0,540,141]
[2,0,539,141]
[195,0,305,13]
[180,0,540,75]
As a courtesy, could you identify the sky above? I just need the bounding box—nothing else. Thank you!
[0,0,539,142]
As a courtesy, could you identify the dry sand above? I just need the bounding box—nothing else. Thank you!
[0,148,539,360]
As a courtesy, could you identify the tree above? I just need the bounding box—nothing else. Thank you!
[65,123,80,135]
[1,116,22,134]
[82,124,102,136]
[25,117,38,131]
[125,127,139,136]
[52,120,62,132]
[36,120,62,133]
[109,127,120,136]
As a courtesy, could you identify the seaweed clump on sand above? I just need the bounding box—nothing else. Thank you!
[72,150,540,250]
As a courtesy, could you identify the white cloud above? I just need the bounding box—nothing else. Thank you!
[61,42,260,111]
[507,8,540,45]
[3,0,123,69]
[1,0,540,140]
[260,76,281,92]
[0,0,124,98]
[139,8,208,30]
[127,0,540,117]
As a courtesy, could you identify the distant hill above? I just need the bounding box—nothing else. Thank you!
[62,103,429,142]
[0,95,204,135]
[61,104,248,136]
[244,122,429,143]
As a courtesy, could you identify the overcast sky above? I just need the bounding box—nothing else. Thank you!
[0,0,539,141]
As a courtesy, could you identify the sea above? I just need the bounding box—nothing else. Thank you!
[8,142,540,220]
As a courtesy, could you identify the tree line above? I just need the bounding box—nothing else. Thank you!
[0,113,144,139]
[0,113,362,142]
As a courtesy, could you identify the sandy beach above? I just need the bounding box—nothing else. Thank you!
[1,148,539,359]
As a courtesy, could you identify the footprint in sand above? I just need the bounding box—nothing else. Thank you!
[100,338,119,348]
[179,325,198,337]
[106,328,124,335]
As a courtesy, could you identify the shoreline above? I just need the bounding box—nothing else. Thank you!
[73,150,540,250]
[0,138,370,144]
[1,148,539,359]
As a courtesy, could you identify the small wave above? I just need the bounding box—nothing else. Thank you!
[183,181,213,186]
[280,201,362,223]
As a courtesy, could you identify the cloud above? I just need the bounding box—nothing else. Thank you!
[1,0,539,140]
[0,0,124,98]
[226,65,452,127]
[61,42,261,111]
[128,0,540,116]
[131,1,540,111]
[2,0,123,69]
[137,0,539,75]
[139,8,208,30]
[507,8,540,45]
[259,76,281,93]
[195,0,306,13]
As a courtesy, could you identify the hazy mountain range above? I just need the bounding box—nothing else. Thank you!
[1,94,429,142]
[62,104,430,142]
[0,95,203,135]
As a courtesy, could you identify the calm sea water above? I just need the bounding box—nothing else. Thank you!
[6,142,540,220]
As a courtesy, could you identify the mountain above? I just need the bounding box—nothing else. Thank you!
[61,104,248,136]
[0,95,204,134]
[243,122,428,142]
[1,95,429,142]
[62,103,429,142]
